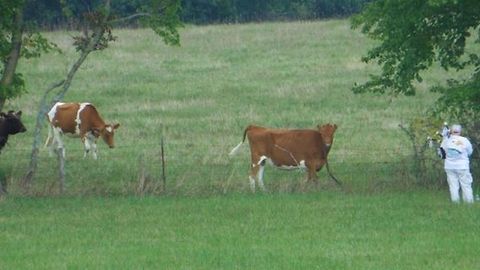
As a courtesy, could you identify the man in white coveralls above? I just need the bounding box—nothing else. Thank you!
[440,124,474,203]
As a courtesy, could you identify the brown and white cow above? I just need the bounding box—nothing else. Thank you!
[229,124,338,191]
[0,110,27,152]
[45,102,120,159]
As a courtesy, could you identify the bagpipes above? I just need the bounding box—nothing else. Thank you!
[427,122,449,159]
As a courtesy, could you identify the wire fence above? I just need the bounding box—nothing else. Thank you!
[2,140,479,196]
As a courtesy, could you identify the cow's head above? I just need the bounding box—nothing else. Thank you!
[0,110,27,135]
[317,123,337,152]
[94,123,120,148]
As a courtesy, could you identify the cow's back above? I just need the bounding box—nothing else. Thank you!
[77,104,105,131]
[246,126,275,155]
[271,130,325,163]
[49,103,80,134]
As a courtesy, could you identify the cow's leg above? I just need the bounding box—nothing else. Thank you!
[249,165,258,192]
[306,163,319,183]
[52,127,65,158]
[248,175,256,192]
[88,132,98,160]
[82,133,98,160]
[257,164,266,192]
[82,136,91,159]
[91,141,98,160]
[249,158,262,192]
[250,155,268,192]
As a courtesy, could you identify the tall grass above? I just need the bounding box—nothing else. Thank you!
[2,19,453,195]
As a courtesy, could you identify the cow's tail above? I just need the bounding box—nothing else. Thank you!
[229,126,249,156]
[325,158,342,186]
[44,123,53,148]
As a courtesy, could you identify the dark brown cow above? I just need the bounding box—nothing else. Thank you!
[0,110,27,152]
[229,123,338,191]
[45,102,120,159]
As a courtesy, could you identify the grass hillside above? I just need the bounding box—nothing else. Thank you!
[4,19,446,195]
[2,19,480,270]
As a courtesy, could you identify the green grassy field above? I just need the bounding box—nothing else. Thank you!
[1,19,479,269]
[2,192,480,269]
[3,19,452,195]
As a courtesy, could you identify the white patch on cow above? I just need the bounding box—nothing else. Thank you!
[47,102,65,122]
[258,155,268,165]
[106,126,112,133]
[75,103,91,135]
[279,160,307,170]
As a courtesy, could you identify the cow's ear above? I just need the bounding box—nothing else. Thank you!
[113,123,120,130]
[16,111,22,117]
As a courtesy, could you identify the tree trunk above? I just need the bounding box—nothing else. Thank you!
[0,10,24,111]
[23,0,112,190]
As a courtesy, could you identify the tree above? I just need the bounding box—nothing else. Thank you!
[351,1,480,183]
[22,0,182,190]
[351,0,480,115]
[0,0,58,111]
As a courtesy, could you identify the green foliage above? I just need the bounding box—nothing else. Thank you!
[0,1,58,103]
[0,0,182,105]
[72,11,118,52]
[18,0,373,26]
[59,0,182,50]
[398,116,446,185]
[351,0,480,112]
[21,33,61,59]
[179,0,373,23]
[406,116,444,144]
[140,0,182,46]
[0,73,25,100]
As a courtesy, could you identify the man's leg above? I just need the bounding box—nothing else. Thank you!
[458,169,474,203]
[445,169,460,203]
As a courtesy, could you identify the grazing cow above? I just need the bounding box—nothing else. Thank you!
[229,123,338,191]
[45,102,120,159]
[0,110,27,152]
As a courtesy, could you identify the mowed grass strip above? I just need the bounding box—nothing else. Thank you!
[1,192,479,269]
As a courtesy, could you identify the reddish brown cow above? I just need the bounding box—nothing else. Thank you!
[0,110,27,152]
[229,124,338,191]
[45,102,120,159]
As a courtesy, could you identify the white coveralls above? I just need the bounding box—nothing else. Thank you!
[440,134,474,203]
